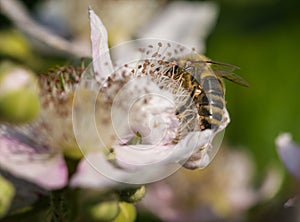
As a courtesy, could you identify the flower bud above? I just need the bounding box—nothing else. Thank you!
[0,62,40,123]
[119,186,146,203]
[77,189,120,221]
[88,200,120,222]
[0,175,15,218]
[113,202,136,222]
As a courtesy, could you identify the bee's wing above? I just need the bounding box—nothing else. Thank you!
[212,68,250,87]
[207,60,249,87]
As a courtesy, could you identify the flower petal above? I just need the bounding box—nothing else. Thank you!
[109,76,178,145]
[70,149,177,187]
[89,7,113,82]
[183,108,230,169]
[276,133,300,180]
[137,1,219,53]
[0,126,68,190]
[72,137,217,188]
[70,150,177,188]
[114,130,213,170]
[216,108,230,134]
[70,152,119,188]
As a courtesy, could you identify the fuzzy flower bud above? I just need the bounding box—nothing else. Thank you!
[0,62,40,123]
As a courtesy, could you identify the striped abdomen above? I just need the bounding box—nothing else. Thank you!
[197,68,225,131]
[173,61,225,132]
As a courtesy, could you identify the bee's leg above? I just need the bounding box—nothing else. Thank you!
[176,87,196,115]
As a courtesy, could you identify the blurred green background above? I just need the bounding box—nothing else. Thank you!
[207,0,300,172]
[207,0,300,220]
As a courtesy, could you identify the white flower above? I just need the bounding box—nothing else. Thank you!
[276,133,300,208]
[71,8,228,188]
[137,1,219,53]
[276,133,300,180]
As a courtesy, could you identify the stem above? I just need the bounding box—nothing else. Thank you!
[47,190,69,222]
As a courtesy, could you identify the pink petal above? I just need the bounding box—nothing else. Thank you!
[0,127,68,190]
[70,152,120,188]
[276,133,300,180]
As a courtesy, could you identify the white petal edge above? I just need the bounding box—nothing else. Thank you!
[137,1,219,53]
[89,7,113,82]
[276,133,300,180]
[183,108,230,169]
[114,130,213,170]
[70,151,169,187]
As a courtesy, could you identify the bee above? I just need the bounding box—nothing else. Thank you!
[166,54,249,132]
